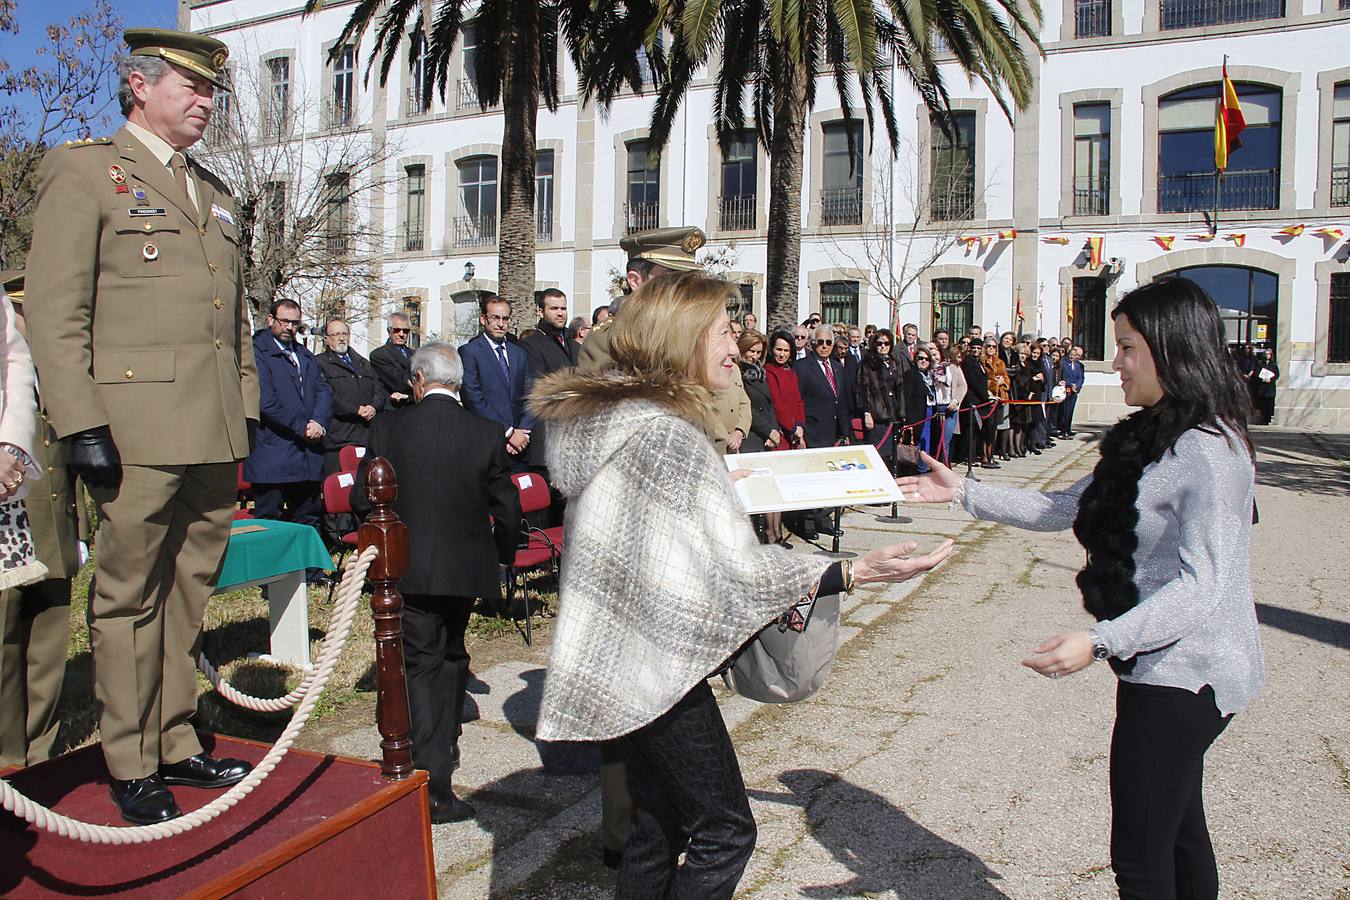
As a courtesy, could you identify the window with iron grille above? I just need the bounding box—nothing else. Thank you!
[1160,0,1282,29]
[822,122,864,225]
[324,173,351,253]
[1073,103,1110,216]
[1158,83,1280,212]
[1330,274,1350,363]
[1074,0,1112,37]
[1071,278,1107,360]
[1333,84,1349,207]
[930,112,976,221]
[821,281,859,325]
[331,44,355,126]
[625,140,660,233]
[404,164,425,252]
[720,133,757,231]
[403,299,424,350]
[206,88,233,148]
[536,150,554,241]
[266,57,290,137]
[458,24,481,110]
[933,278,974,337]
[727,283,753,320]
[264,181,287,248]
[408,34,431,115]
[456,156,498,247]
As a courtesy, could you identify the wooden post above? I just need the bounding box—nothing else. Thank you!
[357,457,414,780]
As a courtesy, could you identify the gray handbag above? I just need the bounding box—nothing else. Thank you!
[720,592,842,703]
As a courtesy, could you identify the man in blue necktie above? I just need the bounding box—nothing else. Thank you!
[459,295,533,470]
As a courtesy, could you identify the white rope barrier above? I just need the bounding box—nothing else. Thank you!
[0,544,380,844]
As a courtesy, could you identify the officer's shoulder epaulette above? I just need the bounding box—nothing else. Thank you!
[62,137,113,148]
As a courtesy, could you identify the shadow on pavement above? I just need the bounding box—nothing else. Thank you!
[1255,603,1350,651]
[1252,433,1350,497]
[748,768,1009,898]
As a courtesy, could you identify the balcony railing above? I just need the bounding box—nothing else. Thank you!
[262,105,291,141]
[536,207,554,243]
[1074,0,1112,37]
[324,103,355,130]
[403,226,425,252]
[1332,165,1350,207]
[1157,168,1278,213]
[1160,0,1282,28]
[325,230,350,254]
[719,194,757,231]
[405,86,430,117]
[453,214,496,247]
[1073,176,1110,216]
[624,201,660,234]
[930,180,976,221]
[820,187,863,226]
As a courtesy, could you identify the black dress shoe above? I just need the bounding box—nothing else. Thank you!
[802,526,819,541]
[429,792,476,824]
[160,753,252,789]
[110,775,181,825]
[818,524,844,537]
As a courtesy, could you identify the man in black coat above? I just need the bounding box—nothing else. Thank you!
[353,342,521,824]
[315,318,387,476]
[793,324,851,539]
[519,288,575,472]
[369,311,415,408]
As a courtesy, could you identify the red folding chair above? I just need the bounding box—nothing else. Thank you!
[505,472,564,646]
[338,444,366,473]
[234,463,254,520]
[322,470,361,603]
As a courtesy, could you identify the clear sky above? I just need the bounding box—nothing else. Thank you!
[4,0,179,135]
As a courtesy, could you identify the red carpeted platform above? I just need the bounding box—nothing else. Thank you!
[0,735,435,898]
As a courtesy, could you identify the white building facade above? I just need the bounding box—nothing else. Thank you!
[184,0,1350,426]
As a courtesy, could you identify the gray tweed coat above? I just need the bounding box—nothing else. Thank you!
[529,370,832,742]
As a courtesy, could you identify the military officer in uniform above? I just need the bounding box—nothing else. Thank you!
[0,272,84,769]
[24,29,260,824]
[577,227,751,454]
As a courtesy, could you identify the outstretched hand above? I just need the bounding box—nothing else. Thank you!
[854,539,955,586]
[1021,630,1094,680]
[894,452,962,504]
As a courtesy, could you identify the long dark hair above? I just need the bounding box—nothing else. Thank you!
[1072,279,1253,658]
[1111,278,1253,462]
[766,329,796,367]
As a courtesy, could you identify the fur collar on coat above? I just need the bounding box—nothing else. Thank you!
[528,369,833,741]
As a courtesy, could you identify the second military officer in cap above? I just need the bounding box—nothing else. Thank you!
[25,28,260,824]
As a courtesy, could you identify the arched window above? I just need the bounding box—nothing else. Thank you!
[1160,266,1278,349]
[1158,83,1280,213]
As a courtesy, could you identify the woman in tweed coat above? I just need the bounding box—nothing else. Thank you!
[531,272,952,899]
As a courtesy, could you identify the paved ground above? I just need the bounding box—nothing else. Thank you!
[319,429,1350,899]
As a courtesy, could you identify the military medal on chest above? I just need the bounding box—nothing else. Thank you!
[132,185,149,206]
[142,241,159,262]
[108,164,126,185]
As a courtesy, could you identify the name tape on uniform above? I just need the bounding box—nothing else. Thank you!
[129,208,168,217]
[210,204,235,226]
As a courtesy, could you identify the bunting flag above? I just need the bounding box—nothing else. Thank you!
[1214,61,1246,173]
[1153,235,1176,251]
[1015,286,1025,323]
[1086,236,1104,269]
[1314,227,1345,241]
[979,235,993,250]
[1225,233,1246,247]
[1278,224,1306,237]
[998,228,1017,240]
[1187,233,1216,242]
[1042,236,1071,245]
[960,236,980,250]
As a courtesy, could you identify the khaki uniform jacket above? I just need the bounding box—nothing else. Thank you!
[24,126,259,464]
[26,411,81,579]
[576,321,751,454]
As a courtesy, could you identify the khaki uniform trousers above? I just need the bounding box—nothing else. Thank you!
[87,462,236,780]
[0,577,71,767]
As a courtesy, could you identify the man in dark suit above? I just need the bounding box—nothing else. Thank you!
[793,324,851,539]
[1057,345,1085,437]
[459,295,534,470]
[369,312,414,408]
[353,342,520,824]
[520,288,573,514]
[315,317,387,476]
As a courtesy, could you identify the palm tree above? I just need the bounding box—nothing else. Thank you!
[304,0,586,326]
[581,0,1041,328]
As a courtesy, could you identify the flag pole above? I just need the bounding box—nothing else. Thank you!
[1213,55,1227,237]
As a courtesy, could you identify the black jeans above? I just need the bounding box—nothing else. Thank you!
[617,680,756,900]
[1110,680,1232,900]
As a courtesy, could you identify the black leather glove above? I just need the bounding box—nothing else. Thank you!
[67,425,123,490]
[246,418,258,454]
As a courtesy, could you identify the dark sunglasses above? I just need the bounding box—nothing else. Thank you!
[390,327,411,334]
[875,339,892,346]
[815,339,833,346]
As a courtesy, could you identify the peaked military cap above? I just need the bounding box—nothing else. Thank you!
[125,28,231,91]
[0,269,22,303]
[620,226,707,273]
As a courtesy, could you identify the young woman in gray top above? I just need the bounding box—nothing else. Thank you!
[900,278,1262,900]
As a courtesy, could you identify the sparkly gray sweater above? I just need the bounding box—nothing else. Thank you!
[963,426,1264,716]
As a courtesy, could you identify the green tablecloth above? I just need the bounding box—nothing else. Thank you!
[216,519,334,591]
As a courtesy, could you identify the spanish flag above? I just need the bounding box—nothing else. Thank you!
[999,228,1017,241]
[1153,235,1175,251]
[1214,62,1246,173]
[1015,287,1025,323]
[1225,233,1246,247]
[1278,224,1305,237]
[1066,287,1074,323]
[1086,236,1104,269]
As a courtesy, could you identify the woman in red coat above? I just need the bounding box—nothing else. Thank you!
[763,330,806,547]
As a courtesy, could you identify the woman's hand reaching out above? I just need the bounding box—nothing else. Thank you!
[894,452,962,504]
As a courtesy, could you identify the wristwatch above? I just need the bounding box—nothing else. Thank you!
[1090,630,1110,662]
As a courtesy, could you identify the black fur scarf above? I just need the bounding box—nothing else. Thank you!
[1072,409,1162,674]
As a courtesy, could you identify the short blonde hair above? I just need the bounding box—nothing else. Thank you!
[611,272,736,391]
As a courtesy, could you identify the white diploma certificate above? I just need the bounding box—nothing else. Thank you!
[724,445,905,514]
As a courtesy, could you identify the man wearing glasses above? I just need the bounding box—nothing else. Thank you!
[793,324,852,539]
[371,311,416,407]
[315,318,387,476]
[459,295,533,469]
